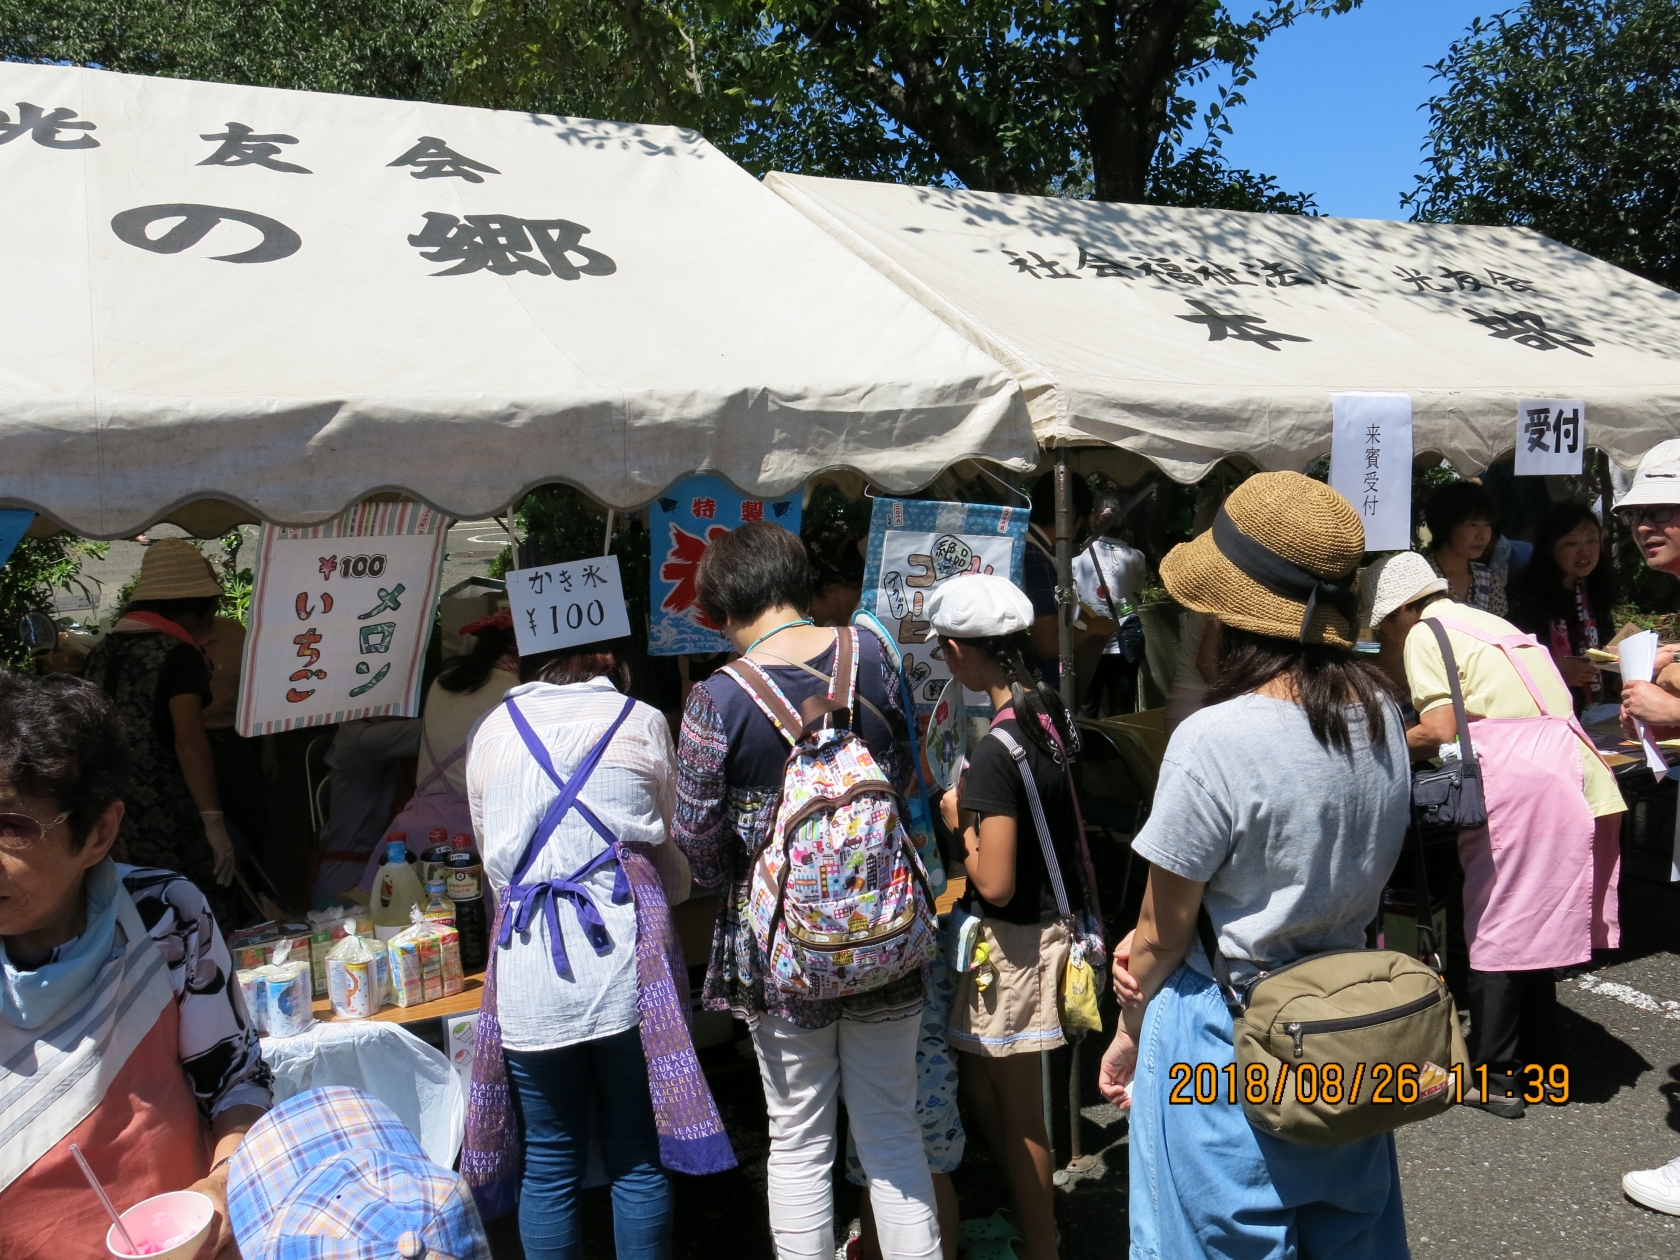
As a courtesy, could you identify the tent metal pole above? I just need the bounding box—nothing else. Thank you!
[1052,447,1076,1175]
[1054,449,1077,713]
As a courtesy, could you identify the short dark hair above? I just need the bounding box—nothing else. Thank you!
[0,672,129,849]
[804,525,864,594]
[1030,471,1093,528]
[128,595,220,626]
[519,640,631,693]
[696,521,812,627]
[438,624,518,695]
[1424,481,1499,550]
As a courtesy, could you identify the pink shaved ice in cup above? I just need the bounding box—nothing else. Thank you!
[105,1190,215,1260]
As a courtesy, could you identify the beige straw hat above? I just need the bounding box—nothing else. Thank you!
[1160,472,1365,649]
[128,538,223,601]
[1360,551,1449,630]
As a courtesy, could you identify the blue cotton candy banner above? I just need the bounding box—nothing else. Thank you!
[648,475,802,656]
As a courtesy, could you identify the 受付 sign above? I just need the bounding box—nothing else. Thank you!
[1514,399,1586,476]
[506,555,632,656]
[235,501,448,735]
[1329,393,1413,553]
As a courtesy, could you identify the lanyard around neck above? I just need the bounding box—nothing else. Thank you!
[742,618,813,657]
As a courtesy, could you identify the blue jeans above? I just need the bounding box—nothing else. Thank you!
[1129,965,1410,1260]
[505,1026,673,1260]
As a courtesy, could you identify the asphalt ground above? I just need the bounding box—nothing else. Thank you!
[479,947,1680,1260]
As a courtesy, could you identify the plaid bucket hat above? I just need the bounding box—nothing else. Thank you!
[228,1087,490,1260]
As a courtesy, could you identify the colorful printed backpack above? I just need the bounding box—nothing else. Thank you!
[722,627,938,1000]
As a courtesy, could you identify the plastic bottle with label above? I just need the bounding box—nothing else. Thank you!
[372,837,426,941]
[420,828,453,889]
[447,832,489,973]
[422,881,456,928]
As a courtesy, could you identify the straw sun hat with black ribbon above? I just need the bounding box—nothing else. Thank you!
[1160,472,1364,649]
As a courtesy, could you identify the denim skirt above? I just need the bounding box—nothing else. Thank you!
[1128,964,1411,1260]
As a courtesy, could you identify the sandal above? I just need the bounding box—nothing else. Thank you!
[959,1210,1021,1251]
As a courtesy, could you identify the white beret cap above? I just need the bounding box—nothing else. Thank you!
[924,573,1035,640]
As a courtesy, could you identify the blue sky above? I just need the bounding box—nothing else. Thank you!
[1207,0,1505,220]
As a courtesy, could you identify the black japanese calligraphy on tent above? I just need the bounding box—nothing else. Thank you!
[768,173,1680,481]
[0,63,1030,537]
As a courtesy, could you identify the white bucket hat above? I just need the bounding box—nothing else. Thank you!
[1615,438,1680,512]
[1360,551,1449,629]
[924,573,1034,640]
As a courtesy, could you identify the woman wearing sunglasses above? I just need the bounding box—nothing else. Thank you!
[0,673,271,1260]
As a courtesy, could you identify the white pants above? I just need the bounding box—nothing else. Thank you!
[751,1013,940,1260]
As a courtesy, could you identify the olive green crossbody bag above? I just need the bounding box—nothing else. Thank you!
[1195,838,1469,1146]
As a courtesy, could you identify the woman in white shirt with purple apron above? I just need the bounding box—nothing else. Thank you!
[460,640,731,1260]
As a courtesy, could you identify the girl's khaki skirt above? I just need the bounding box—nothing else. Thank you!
[946,916,1070,1057]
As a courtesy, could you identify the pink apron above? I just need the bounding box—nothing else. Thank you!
[355,723,474,891]
[1438,616,1622,972]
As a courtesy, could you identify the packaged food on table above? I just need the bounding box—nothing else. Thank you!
[387,934,426,1008]
[428,920,464,996]
[368,938,391,1009]
[259,939,315,1038]
[234,968,267,1035]
[390,908,444,1004]
[306,906,375,998]
[325,925,378,1019]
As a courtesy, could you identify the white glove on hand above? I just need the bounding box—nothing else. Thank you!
[201,811,236,886]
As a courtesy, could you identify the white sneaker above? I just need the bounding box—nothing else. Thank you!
[1623,1155,1680,1215]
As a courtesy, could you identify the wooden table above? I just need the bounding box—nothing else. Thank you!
[312,972,486,1025]
[309,876,967,1027]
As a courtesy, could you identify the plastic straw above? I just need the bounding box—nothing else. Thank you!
[69,1142,140,1255]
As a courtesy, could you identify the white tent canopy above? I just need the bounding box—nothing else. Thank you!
[769,173,1680,482]
[0,66,1032,538]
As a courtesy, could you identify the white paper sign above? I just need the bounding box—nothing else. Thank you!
[506,556,632,656]
[444,1011,479,1092]
[236,502,448,736]
[1514,399,1586,476]
[1616,630,1668,782]
[1330,393,1413,552]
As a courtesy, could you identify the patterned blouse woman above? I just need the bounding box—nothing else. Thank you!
[1509,502,1617,712]
[1423,480,1508,616]
[673,521,939,1260]
[0,674,270,1260]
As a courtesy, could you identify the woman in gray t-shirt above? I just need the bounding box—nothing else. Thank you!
[1097,473,1412,1260]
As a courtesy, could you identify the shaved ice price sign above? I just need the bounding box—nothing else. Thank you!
[236,502,448,735]
[506,555,632,656]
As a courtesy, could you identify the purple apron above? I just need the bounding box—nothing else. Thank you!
[1436,616,1622,972]
[461,695,734,1220]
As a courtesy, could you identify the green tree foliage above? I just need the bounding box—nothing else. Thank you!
[1406,0,1680,291]
[0,0,471,100]
[0,535,107,671]
[459,0,1354,206]
[3,0,1333,211]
